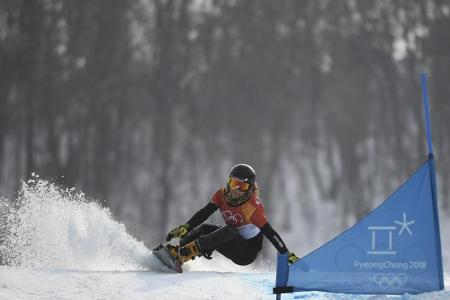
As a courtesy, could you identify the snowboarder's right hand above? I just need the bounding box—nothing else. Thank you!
[165,223,191,241]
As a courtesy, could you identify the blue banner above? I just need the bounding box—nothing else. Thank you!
[276,158,444,294]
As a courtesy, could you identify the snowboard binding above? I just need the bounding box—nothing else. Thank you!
[152,243,183,273]
[152,241,203,273]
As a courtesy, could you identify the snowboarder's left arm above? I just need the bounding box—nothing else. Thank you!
[260,222,299,264]
[166,202,219,241]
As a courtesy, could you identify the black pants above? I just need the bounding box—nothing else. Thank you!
[180,223,263,266]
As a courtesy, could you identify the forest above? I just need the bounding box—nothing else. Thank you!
[1,0,449,254]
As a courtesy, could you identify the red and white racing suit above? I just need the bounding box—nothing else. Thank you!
[182,188,289,265]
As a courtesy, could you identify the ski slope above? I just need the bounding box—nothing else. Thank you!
[0,178,448,299]
[1,264,449,299]
[0,264,273,300]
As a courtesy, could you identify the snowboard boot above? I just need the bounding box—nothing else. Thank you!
[178,240,203,263]
[153,243,181,260]
[165,244,180,260]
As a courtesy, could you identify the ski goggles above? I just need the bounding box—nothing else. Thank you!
[227,177,251,192]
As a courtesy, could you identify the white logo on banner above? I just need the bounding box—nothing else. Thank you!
[367,212,415,255]
[373,273,408,289]
[394,213,415,236]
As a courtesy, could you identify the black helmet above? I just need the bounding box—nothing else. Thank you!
[226,164,256,206]
[229,164,256,184]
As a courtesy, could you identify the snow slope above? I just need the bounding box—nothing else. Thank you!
[0,177,448,299]
[0,265,272,300]
[0,265,449,300]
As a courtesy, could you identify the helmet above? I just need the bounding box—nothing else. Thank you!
[225,164,256,206]
[229,164,256,184]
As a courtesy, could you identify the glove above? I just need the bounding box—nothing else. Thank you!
[288,252,299,264]
[165,223,190,241]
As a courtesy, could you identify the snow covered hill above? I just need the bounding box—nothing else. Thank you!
[0,177,448,299]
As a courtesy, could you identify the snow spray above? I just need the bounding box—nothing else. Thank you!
[0,175,157,271]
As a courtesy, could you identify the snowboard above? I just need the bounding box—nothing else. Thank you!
[152,244,183,273]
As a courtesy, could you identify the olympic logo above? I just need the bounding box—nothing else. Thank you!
[221,211,244,224]
[373,273,408,289]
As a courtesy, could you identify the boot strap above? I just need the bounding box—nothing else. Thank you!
[178,241,200,263]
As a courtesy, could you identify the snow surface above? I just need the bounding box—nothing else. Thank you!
[0,178,449,299]
[1,265,449,299]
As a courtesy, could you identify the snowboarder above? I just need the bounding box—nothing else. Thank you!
[155,163,299,271]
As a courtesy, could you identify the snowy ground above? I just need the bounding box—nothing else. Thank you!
[0,264,449,300]
[0,178,449,299]
[0,263,273,300]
